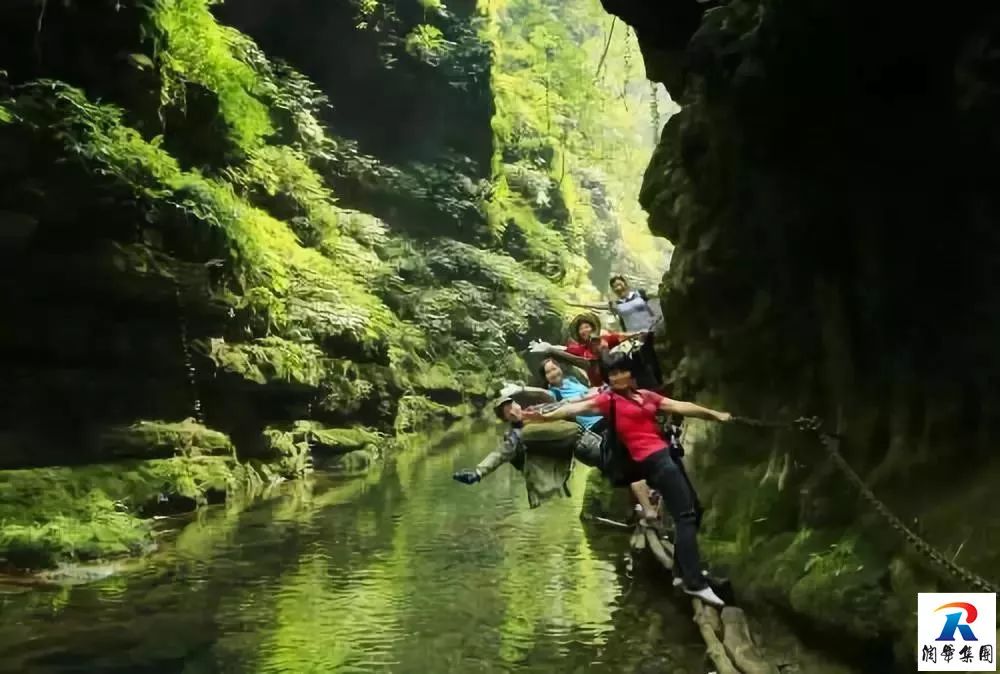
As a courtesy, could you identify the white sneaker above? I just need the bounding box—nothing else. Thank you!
[684,584,725,607]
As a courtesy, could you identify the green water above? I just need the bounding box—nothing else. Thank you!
[0,421,859,673]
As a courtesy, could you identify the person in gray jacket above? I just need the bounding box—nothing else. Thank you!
[452,386,603,508]
[609,275,663,388]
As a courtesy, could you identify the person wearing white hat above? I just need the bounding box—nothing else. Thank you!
[451,384,603,509]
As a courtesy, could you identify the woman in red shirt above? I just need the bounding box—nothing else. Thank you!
[523,352,731,607]
[560,313,643,386]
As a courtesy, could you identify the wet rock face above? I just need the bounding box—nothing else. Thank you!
[606,0,1000,659]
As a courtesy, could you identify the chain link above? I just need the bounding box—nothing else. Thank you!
[733,415,999,593]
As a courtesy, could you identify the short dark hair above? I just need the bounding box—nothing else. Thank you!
[537,358,559,383]
[599,352,634,382]
[609,274,627,287]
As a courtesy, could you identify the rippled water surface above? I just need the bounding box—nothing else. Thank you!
[0,421,859,674]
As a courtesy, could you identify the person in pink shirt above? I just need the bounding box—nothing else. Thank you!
[523,351,731,607]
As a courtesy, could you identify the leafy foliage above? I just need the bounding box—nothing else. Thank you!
[405,25,454,65]
[486,0,674,290]
[7,80,394,352]
[204,337,326,388]
[148,0,274,149]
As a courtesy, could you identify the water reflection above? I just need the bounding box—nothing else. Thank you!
[0,422,720,673]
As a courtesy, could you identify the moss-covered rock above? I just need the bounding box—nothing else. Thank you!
[291,421,385,457]
[260,421,387,471]
[259,429,313,479]
[203,337,326,390]
[94,419,234,460]
[0,456,237,569]
[394,394,476,434]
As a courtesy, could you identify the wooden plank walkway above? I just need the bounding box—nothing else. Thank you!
[628,521,778,674]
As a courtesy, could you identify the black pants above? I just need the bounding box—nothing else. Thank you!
[632,334,663,390]
[670,444,704,528]
[639,448,706,589]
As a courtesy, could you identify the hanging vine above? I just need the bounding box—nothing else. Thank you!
[620,26,633,111]
[594,17,617,82]
[649,80,661,139]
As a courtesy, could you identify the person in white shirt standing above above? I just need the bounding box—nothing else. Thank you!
[608,275,663,389]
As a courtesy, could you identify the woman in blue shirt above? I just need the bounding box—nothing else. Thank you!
[538,357,662,523]
[538,358,606,434]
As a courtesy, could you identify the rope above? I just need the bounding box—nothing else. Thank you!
[733,415,1000,593]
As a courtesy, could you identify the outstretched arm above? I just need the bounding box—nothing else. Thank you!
[525,398,601,423]
[575,388,602,402]
[659,397,731,423]
[546,347,593,370]
[560,385,603,404]
[529,341,594,370]
[454,430,519,484]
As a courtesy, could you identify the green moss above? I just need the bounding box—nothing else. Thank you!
[289,421,385,456]
[314,360,371,412]
[105,241,222,304]
[395,395,447,433]
[0,504,149,572]
[229,145,386,276]
[0,456,237,569]
[412,362,462,392]
[260,429,313,479]
[204,336,325,388]
[148,0,274,149]
[705,525,890,640]
[96,419,234,460]
[498,193,573,279]
[9,82,394,351]
[404,25,453,65]
[787,534,889,638]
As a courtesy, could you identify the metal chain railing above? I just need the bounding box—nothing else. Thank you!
[733,415,999,593]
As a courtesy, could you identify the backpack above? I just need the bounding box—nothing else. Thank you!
[521,421,581,459]
[599,394,639,487]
